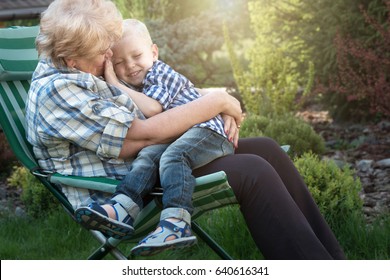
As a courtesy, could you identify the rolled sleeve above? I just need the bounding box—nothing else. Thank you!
[84,93,140,160]
[95,102,135,159]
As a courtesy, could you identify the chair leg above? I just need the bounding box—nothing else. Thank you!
[191,221,233,260]
[88,231,128,260]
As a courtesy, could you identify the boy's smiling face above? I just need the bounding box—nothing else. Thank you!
[111,34,158,87]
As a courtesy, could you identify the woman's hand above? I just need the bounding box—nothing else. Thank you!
[222,93,242,127]
[104,60,163,117]
[104,59,121,87]
[197,88,243,127]
[222,114,240,148]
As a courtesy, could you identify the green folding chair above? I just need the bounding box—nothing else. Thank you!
[0,25,238,260]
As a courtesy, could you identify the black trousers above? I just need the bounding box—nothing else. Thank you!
[193,137,346,260]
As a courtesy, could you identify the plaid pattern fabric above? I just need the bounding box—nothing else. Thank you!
[143,60,227,137]
[25,59,145,179]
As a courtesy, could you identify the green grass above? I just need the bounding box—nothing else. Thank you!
[331,213,390,260]
[0,206,388,260]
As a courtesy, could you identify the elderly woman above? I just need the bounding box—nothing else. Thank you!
[26,0,345,259]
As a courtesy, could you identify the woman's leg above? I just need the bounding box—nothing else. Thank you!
[193,137,345,259]
[235,137,345,259]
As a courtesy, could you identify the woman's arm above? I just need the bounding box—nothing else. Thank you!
[118,90,242,158]
[196,87,241,148]
[104,60,162,117]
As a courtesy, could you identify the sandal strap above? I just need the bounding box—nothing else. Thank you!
[158,220,191,238]
[138,219,192,244]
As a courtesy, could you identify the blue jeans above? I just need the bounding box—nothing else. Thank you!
[115,127,233,223]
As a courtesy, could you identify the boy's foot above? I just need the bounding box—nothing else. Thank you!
[75,201,134,240]
[130,219,197,256]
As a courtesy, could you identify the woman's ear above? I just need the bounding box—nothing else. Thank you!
[152,44,159,61]
[64,58,76,68]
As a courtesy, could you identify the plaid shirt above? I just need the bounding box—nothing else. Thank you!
[26,59,144,180]
[143,60,227,138]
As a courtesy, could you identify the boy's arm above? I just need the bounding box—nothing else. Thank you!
[113,82,163,117]
[143,61,190,110]
[104,60,163,117]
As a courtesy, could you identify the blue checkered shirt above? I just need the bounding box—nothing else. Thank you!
[142,60,227,138]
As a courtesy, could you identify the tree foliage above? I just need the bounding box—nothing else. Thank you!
[225,0,314,115]
[224,0,388,120]
[147,13,228,86]
[331,2,389,119]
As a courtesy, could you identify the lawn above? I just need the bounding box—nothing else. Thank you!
[0,205,389,260]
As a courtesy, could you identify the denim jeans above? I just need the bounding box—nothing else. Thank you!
[115,143,169,212]
[159,127,233,221]
[115,127,233,223]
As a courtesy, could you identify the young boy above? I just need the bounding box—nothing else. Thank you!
[75,19,234,256]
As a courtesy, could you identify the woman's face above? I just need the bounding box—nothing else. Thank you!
[70,47,113,77]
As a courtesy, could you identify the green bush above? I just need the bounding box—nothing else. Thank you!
[240,113,325,157]
[293,152,363,224]
[264,114,325,157]
[7,166,58,218]
[0,133,17,177]
[238,114,268,138]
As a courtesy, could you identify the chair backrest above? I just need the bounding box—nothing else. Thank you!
[0,26,78,214]
[0,26,40,171]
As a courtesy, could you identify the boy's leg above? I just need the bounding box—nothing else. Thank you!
[160,127,233,214]
[75,144,169,239]
[131,128,233,256]
[115,144,169,208]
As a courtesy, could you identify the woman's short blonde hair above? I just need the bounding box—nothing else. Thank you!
[36,0,123,68]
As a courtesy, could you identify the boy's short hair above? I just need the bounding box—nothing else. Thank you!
[123,19,153,45]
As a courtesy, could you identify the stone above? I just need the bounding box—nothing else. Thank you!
[376,158,390,168]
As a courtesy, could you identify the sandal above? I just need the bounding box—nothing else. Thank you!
[75,201,134,240]
[131,219,197,256]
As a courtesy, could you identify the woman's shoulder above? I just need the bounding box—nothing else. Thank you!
[32,59,100,94]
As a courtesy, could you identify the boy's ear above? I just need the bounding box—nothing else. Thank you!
[152,44,159,61]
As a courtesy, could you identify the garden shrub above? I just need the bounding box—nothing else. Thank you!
[240,113,325,157]
[238,114,268,138]
[293,152,363,224]
[0,132,17,177]
[264,114,325,157]
[7,166,58,218]
[316,2,390,121]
